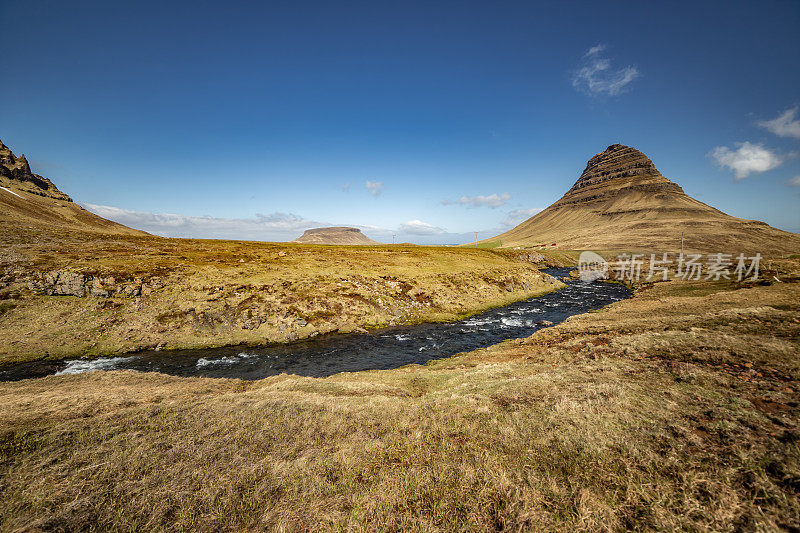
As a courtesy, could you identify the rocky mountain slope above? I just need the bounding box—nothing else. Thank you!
[0,140,72,202]
[293,227,381,245]
[0,139,146,235]
[488,144,800,254]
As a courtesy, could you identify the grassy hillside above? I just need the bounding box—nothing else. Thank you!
[488,203,800,254]
[0,178,147,236]
[0,224,563,364]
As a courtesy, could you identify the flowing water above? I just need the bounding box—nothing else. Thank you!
[0,268,631,382]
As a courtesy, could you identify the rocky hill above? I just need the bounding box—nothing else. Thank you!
[0,139,146,235]
[488,144,800,254]
[293,227,381,245]
[0,140,72,202]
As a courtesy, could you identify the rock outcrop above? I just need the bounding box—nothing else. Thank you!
[26,271,164,298]
[487,143,800,254]
[552,144,686,208]
[293,227,380,245]
[0,140,72,202]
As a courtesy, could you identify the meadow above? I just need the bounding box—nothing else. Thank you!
[1,257,798,530]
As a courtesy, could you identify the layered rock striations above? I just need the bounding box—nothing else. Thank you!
[487,144,800,253]
[553,144,684,207]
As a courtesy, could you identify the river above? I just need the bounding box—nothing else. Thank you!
[0,268,631,381]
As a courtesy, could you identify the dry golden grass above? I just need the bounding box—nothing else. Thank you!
[1,267,798,531]
[0,223,563,364]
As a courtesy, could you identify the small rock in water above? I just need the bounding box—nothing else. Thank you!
[538,320,554,326]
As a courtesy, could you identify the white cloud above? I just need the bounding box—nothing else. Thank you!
[341,182,351,192]
[398,219,446,235]
[365,180,384,196]
[709,142,784,180]
[758,106,800,139]
[585,44,606,57]
[82,203,320,241]
[789,175,800,187]
[81,204,526,246]
[442,193,511,208]
[501,207,544,227]
[572,43,639,97]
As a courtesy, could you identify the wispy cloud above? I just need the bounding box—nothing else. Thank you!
[501,207,544,227]
[789,175,800,187]
[585,44,606,56]
[341,182,351,192]
[572,43,639,97]
[81,204,529,245]
[758,106,800,139]
[365,180,384,196]
[82,203,320,241]
[442,193,511,208]
[398,219,446,235]
[709,142,785,180]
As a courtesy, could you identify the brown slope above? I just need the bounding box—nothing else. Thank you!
[490,144,800,254]
[293,227,381,245]
[0,139,146,236]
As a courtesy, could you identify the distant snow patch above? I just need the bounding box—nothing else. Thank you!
[0,186,23,198]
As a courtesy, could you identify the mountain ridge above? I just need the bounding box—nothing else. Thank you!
[488,144,799,254]
[0,140,72,202]
[0,139,147,236]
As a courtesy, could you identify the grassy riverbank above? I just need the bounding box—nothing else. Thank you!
[0,226,565,364]
[1,258,798,530]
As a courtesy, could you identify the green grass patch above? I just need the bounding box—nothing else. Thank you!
[473,240,503,249]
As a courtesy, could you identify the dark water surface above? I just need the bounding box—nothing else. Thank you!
[0,268,631,382]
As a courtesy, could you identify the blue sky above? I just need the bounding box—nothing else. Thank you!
[1,0,799,243]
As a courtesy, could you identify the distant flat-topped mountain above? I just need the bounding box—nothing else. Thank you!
[0,139,146,235]
[293,227,380,245]
[488,144,800,254]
